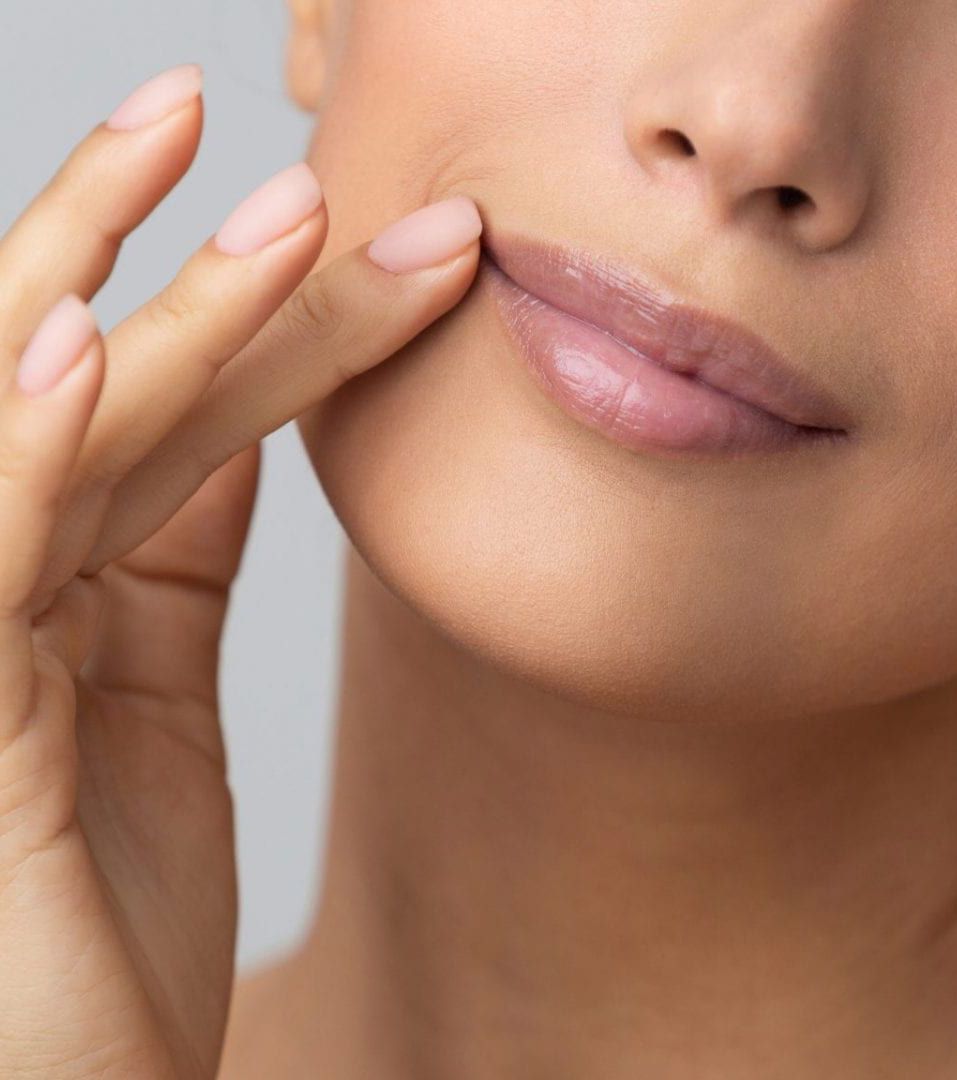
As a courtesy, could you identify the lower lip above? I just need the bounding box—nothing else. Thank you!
[484,257,843,458]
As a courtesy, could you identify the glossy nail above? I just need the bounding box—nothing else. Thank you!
[17,295,97,397]
[214,163,324,257]
[366,196,483,274]
[106,63,203,132]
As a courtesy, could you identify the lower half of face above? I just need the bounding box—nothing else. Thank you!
[298,0,957,722]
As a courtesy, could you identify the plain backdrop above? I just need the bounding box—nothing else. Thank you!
[0,0,343,972]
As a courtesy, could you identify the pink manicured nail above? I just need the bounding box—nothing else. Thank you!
[366,196,483,274]
[106,63,203,131]
[214,163,324,257]
[17,295,97,397]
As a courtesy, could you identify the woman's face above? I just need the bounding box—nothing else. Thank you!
[295,0,957,722]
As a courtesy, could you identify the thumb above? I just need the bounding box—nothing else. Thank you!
[116,441,261,591]
[91,194,484,569]
[84,444,261,707]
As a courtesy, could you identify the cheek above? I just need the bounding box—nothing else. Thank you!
[304,0,625,263]
[303,6,502,259]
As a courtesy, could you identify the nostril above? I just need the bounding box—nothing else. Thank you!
[657,128,697,157]
[649,133,815,217]
[777,185,812,211]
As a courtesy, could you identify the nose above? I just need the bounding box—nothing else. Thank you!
[623,2,875,253]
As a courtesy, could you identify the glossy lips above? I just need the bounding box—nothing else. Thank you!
[482,232,853,457]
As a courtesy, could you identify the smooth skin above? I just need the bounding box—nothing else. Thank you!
[8,1,957,1080]
[0,71,480,1078]
[234,1,957,1079]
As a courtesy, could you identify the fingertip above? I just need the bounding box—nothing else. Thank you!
[106,63,204,133]
[16,295,99,398]
[214,162,325,258]
[366,196,484,275]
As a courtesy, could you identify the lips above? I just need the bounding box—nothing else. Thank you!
[481,230,853,457]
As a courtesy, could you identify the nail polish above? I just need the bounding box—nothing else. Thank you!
[215,163,324,257]
[367,196,483,274]
[106,63,203,132]
[17,295,97,397]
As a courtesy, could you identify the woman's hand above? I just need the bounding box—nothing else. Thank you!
[0,64,482,1079]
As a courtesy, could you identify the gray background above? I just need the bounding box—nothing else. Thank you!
[0,0,341,971]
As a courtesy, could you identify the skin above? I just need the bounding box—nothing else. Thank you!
[298,0,957,722]
[4,1,957,1078]
[0,62,480,1080]
[228,0,957,1077]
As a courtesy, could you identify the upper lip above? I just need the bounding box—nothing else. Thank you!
[480,229,853,434]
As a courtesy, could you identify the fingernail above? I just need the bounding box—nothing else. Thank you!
[106,63,203,131]
[367,196,483,274]
[214,163,324,257]
[17,295,98,397]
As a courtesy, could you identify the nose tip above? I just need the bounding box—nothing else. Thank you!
[624,29,873,252]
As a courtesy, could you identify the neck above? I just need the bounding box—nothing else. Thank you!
[299,545,957,1079]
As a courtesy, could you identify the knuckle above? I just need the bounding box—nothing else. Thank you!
[0,438,42,498]
[42,150,124,253]
[285,274,346,343]
[0,442,29,489]
[43,148,92,213]
[149,275,205,331]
